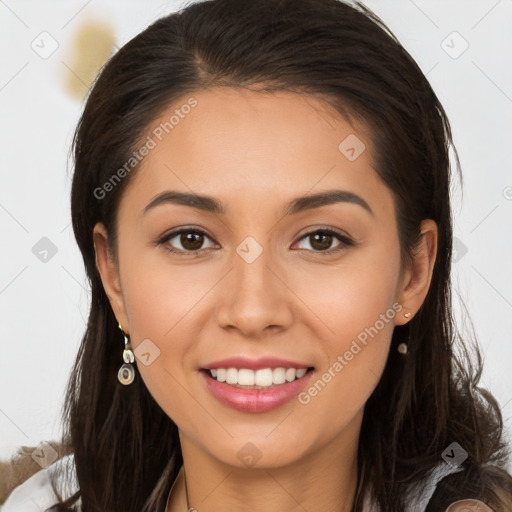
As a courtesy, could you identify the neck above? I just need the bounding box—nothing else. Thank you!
[169,413,362,512]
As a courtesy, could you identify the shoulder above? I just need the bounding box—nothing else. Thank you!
[363,462,490,511]
[2,453,80,512]
[404,460,466,510]
[406,462,498,511]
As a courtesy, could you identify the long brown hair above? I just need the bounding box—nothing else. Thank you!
[38,0,512,510]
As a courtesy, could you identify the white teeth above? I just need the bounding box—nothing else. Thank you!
[256,368,273,386]
[238,368,255,386]
[285,368,296,382]
[272,367,287,384]
[226,368,238,384]
[207,367,310,387]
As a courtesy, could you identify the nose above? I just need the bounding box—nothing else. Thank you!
[216,241,294,338]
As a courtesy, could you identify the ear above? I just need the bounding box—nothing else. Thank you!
[395,219,438,325]
[92,222,130,331]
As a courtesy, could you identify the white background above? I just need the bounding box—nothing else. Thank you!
[1,0,511,474]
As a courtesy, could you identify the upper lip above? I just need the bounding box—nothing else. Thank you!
[201,356,313,371]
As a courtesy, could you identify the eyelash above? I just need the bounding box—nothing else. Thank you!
[156,226,354,257]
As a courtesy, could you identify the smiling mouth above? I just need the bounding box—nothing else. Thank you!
[200,367,315,389]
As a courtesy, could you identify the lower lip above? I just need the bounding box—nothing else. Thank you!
[201,369,314,413]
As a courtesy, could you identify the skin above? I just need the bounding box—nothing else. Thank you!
[93,87,437,512]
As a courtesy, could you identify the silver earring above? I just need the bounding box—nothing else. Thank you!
[397,343,408,355]
[117,323,135,385]
[398,310,411,354]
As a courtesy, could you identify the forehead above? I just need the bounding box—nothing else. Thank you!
[118,87,393,218]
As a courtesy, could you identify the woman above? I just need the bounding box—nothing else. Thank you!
[3,0,511,510]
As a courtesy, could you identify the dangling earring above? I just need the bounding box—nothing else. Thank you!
[117,323,135,385]
[398,310,412,355]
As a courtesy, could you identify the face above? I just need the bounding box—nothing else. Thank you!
[94,87,436,470]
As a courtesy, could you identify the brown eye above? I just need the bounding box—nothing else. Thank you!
[158,228,217,255]
[308,232,334,251]
[179,231,205,251]
[294,228,353,253]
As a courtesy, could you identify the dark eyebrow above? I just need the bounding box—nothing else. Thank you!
[282,189,373,217]
[143,189,373,217]
[144,190,225,215]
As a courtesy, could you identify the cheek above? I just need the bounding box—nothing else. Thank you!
[291,240,400,410]
[121,249,217,339]
[296,268,398,435]
[297,340,389,449]
[118,252,217,418]
[291,242,401,343]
